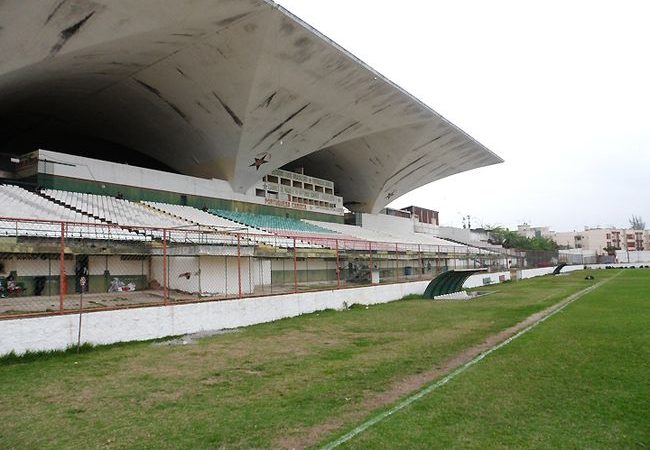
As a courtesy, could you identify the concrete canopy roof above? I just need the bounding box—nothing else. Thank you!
[0,0,503,213]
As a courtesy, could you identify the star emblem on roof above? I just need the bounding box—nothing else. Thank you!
[249,153,269,170]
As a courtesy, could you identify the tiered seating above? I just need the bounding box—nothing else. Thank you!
[43,190,223,244]
[306,220,471,253]
[143,202,297,248]
[211,210,336,234]
[209,209,359,248]
[0,185,139,240]
[303,221,400,251]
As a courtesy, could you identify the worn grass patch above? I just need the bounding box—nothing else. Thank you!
[323,269,649,449]
[0,270,618,449]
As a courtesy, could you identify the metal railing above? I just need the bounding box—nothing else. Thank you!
[0,217,550,319]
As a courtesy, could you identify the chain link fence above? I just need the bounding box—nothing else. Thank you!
[0,218,557,319]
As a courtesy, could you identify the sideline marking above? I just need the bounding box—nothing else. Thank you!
[320,274,619,450]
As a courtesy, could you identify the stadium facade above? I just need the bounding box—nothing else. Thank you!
[0,1,510,330]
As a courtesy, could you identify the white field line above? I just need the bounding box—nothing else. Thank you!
[319,273,619,450]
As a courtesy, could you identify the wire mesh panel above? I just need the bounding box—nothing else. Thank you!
[63,221,161,313]
[0,215,544,320]
[0,220,65,317]
[0,251,62,317]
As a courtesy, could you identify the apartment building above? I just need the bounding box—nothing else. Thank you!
[554,227,647,254]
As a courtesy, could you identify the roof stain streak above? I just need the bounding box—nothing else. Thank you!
[165,101,188,122]
[391,161,445,188]
[213,92,243,127]
[322,121,360,146]
[50,11,95,55]
[45,0,66,25]
[195,101,211,114]
[108,61,145,68]
[216,12,250,28]
[266,128,293,151]
[252,103,310,149]
[135,79,162,96]
[386,154,428,183]
[258,91,277,109]
[214,47,227,59]
[411,130,452,153]
[307,115,328,130]
[135,79,190,123]
[372,104,391,115]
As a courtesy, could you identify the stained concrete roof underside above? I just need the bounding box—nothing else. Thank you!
[0,0,503,212]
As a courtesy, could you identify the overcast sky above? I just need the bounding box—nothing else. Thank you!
[278,0,650,231]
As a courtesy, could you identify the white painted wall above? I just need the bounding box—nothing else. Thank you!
[361,213,415,234]
[413,222,437,235]
[0,256,73,276]
[462,264,603,289]
[38,149,260,204]
[0,255,148,280]
[615,250,650,263]
[0,280,430,356]
[0,263,617,356]
[88,256,146,276]
[432,226,472,244]
[149,255,265,295]
[463,271,511,288]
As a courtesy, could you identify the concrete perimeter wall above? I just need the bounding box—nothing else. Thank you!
[463,263,609,289]
[1,263,612,356]
[0,281,429,356]
[615,250,650,263]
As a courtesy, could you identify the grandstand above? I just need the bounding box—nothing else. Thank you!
[0,184,137,241]
[143,202,308,249]
[211,210,337,235]
[209,209,363,248]
[306,220,469,252]
[0,1,507,320]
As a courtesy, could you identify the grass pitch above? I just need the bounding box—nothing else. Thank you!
[1,269,642,449]
[323,269,650,449]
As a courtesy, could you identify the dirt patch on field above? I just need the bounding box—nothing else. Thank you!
[274,293,587,450]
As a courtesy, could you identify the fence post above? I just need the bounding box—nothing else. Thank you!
[335,239,341,289]
[163,228,168,305]
[368,241,374,285]
[395,243,399,282]
[59,222,65,314]
[237,234,242,298]
[293,237,298,293]
[197,254,202,299]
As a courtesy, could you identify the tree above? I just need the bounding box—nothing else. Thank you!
[486,226,558,251]
[603,245,619,256]
[629,215,645,230]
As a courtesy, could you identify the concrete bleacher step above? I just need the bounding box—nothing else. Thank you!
[39,191,104,223]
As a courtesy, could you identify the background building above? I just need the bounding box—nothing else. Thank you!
[516,223,554,239]
[554,227,647,254]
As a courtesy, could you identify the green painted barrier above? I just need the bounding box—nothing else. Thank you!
[423,268,488,299]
